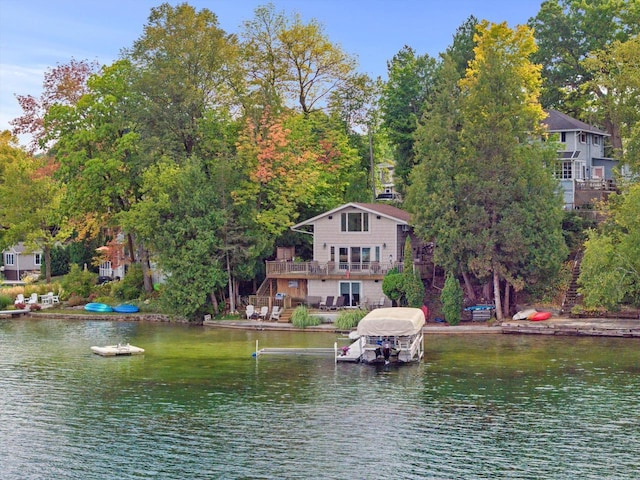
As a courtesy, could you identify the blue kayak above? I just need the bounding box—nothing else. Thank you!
[84,303,114,313]
[113,304,139,313]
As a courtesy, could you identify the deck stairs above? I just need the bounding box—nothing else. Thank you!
[562,249,584,313]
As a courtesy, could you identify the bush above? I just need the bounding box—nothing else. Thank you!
[0,294,12,309]
[67,295,85,307]
[291,306,321,328]
[334,309,367,330]
[61,264,97,299]
[441,273,464,326]
[110,264,144,301]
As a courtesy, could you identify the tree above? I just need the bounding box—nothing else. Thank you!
[10,59,99,153]
[409,22,566,321]
[579,184,640,309]
[583,35,640,173]
[241,3,357,115]
[403,236,425,307]
[0,131,67,282]
[528,0,640,147]
[125,2,240,158]
[381,46,438,194]
[441,273,464,325]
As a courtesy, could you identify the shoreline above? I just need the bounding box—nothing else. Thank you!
[3,311,639,337]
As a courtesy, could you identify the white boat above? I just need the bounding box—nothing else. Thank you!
[90,344,145,356]
[339,307,425,364]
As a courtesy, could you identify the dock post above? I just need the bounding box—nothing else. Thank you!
[334,342,337,364]
[255,340,259,358]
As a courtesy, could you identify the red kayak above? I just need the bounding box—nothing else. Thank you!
[529,311,552,321]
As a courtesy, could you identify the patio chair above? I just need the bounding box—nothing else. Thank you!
[26,293,38,304]
[331,296,345,310]
[245,305,255,319]
[258,306,269,320]
[269,306,282,321]
[49,292,60,304]
[320,296,334,311]
[14,294,25,305]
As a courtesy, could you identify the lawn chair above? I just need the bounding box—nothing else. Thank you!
[245,305,255,319]
[14,294,25,305]
[269,306,282,321]
[258,306,269,320]
[320,296,334,311]
[26,293,38,304]
[331,296,345,310]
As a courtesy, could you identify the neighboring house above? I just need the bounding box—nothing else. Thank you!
[375,162,401,202]
[262,203,431,308]
[543,109,620,210]
[2,243,42,281]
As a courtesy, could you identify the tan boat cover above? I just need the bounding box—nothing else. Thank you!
[357,307,425,337]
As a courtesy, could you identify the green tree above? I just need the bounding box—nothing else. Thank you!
[583,35,640,173]
[403,236,425,307]
[441,273,464,325]
[0,132,67,282]
[381,46,438,194]
[579,184,640,309]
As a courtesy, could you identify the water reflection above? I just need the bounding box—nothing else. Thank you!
[1,318,639,479]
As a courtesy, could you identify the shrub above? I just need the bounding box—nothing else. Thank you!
[0,294,12,309]
[441,273,464,326]
[291,306,321,328]
[61,264,97,299]
[67,295,85,307]
[334,309,367,330]
[110,264,144,300]
[382,272,405,306]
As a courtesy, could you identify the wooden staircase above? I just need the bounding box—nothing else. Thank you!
[562,250,584,314]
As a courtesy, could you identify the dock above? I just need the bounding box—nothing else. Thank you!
[0,309,30,318]
[255,347,336,356]
[501,317,640,337]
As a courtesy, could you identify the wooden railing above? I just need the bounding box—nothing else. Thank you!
[575,179,616,191]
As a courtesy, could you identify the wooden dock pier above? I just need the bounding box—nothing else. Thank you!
[501,317,640,337]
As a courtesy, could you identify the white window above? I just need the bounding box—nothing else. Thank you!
[340,212,369,232]
[5,253,15,265]
[34,253,42,266]
[579,133,587,143]
[593,135,600,145]
[555,161,573,180]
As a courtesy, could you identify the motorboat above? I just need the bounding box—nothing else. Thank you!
[90,344,144,356]
[338,307,425,364]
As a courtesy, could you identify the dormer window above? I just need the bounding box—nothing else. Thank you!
[341,212,369,232]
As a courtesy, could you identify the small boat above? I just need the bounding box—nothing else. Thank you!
[90,344,145,356]
[529,311,552,321]
[513,309,537,320]
[339,307,425,364]
[84,302,114,313]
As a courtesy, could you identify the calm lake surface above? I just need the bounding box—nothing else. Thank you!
[1,318,639,479]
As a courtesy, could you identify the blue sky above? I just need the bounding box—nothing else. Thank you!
[0,0,544,145]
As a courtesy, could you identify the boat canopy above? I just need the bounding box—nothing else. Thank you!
[356,307,425,337]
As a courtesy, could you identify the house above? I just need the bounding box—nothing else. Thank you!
[261,203,431,309]
[1,243,42,282]
[543,109,620,210]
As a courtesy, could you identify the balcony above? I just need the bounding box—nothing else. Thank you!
[266,260,431,279]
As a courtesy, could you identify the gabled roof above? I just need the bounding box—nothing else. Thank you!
[291,202,411,232]
[543,109,609,136]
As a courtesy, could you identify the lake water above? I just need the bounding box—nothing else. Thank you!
[1,318,639,479]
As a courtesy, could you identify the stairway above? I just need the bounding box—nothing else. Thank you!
[277,308,293,323]
[562,250,584,313]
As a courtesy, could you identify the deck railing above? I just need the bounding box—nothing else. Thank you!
[266,261,400,277]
